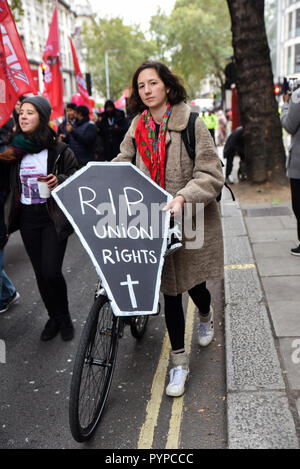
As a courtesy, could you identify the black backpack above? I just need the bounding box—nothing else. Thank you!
[181,112,235,202]
[132,111,235,202]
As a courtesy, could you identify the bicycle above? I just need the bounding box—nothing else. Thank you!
[68,218,181,442]
[69,280,151,442]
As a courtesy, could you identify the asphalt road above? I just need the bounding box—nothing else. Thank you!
[0,231,226,450]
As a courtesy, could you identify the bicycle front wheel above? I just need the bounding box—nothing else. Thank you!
[69,295,119,442]
[130,315,149,339]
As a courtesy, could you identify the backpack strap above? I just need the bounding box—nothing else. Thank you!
[181,112,198,160]
[182,111,235,202]
[132,138,137,166]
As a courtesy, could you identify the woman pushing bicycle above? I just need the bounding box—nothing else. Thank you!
[113,61,224,397]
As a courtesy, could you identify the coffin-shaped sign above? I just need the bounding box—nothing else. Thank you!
[52,162,172,316]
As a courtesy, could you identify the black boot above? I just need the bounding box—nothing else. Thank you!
[59,315,74,341]
[40,318,60,341]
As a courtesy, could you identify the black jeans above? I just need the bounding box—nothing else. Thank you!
[290,178,300,241]
[164,282,211,351]
[20,203,70,320]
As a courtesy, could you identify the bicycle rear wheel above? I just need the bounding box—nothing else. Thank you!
[69,295,119,442]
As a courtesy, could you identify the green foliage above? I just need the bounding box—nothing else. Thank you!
[149,8,171,62]
[81,17,154,100]
[265,0,278,54]
[150,0,233,96]
[81,1,232,99]
[265,0,277,26]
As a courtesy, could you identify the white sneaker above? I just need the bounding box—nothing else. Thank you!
[166,366,189,397]
[198,307,214,347]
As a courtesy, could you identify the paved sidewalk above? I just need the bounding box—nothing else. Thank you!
[221,190,300,448]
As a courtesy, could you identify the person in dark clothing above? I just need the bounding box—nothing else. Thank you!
[12,95,25,129]
[0,162,20,314]
[223,126,246,183]
[57,102,77,144]
[66,105,97,167]
[97,100,129,161]
[282,89,300,256]
[0,96,78,341]
[94,123,105,161]
[0,119,14,152]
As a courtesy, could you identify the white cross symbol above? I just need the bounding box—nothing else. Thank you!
[120,274,139,309]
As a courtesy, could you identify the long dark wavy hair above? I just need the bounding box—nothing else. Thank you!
[128,61,187,114]
[16,104,57,149]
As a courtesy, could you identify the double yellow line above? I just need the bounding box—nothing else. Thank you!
[137,297,195,449]
[138,263,256,448]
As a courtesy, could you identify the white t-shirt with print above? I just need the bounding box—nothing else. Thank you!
[20,149,48,205]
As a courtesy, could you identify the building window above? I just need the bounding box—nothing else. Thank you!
[295,43,300,72]
[289,11,293,39]
[288,45,293,75]
[296,9,300,36]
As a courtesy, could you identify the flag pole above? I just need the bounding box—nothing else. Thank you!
[55,0,64,105]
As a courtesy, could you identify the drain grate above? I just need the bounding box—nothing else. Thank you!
[243,206,292,217]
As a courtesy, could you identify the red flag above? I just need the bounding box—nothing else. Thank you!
[69,38,91,112]
[42,7,64,120]
[0,0,37,125]
[114,94,126,109]
[114,89,128,109]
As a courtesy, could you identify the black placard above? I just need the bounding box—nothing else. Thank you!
[52,162,172,316]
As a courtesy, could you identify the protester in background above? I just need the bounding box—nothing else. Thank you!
[88,111,104,160]
[90,112,99,124]
[95,125,105,162]
[12,95,25,130]
[66,105,97,167]
[202,108,218,145]
[113,61,224,397]
[0,119,14,152]
[57,102,77,144]
[223,126,245,184]
[97,100,129,161]
[0,98,23,304]
[216,109,227,146]
[0,96,78,341]
[0,162,20,314]
[281,89,300,256]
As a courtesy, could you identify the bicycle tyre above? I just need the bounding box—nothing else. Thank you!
[69,295,119,442]
[130,315,149,339]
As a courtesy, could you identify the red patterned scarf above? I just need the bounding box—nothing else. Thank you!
[135,104,171,189]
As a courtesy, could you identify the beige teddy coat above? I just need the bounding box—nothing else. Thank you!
[113,101,224,296]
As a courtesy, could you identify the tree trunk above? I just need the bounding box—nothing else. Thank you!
[226,0,286,183]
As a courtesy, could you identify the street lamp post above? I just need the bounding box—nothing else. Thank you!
[105,49,119,100]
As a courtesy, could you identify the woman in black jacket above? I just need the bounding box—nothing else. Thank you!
[0,96,78,341]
